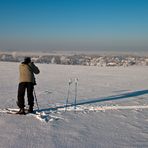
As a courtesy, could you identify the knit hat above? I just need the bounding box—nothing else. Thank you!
[24,57,31,64]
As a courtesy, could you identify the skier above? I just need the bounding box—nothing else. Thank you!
[16,57,40,114]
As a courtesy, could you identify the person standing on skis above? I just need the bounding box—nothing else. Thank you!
[17,57,40,114]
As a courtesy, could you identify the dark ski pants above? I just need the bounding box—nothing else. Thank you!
[17,82,34,108]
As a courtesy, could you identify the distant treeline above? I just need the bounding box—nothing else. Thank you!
[0,53,148,66]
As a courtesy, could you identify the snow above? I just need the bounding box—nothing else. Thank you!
[0,61,148,148]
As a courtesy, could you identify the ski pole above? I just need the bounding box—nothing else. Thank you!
[65,79,72,111]
[33,88,39,111]
[74,78,78,109]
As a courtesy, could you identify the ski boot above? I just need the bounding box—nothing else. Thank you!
[28,106,34,113]
[16,108,26,115]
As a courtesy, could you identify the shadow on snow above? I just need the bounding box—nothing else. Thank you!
[37,89,148,112]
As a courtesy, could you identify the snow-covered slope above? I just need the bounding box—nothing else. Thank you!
[0,62,148,148]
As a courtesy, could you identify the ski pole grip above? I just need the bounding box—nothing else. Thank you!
[69,79,72,85]
[75,78,78,83]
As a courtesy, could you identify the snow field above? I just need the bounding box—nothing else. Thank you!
[0,62,148,148]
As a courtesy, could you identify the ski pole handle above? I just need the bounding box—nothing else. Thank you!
[74,78,78,84]
[69,79,72,85]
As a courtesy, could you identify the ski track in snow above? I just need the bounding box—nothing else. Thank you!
[1,104,148,123]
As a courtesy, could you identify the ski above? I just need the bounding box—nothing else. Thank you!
[0,108,19,114]
[4,108,37,115]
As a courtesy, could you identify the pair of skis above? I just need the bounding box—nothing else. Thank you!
[65,78,78,111]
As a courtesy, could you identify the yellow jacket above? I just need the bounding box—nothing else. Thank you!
[19,62,40,83]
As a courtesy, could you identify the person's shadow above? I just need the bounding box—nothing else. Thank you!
[38,89,148,112]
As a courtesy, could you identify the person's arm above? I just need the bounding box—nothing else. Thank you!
[29,62,40,74]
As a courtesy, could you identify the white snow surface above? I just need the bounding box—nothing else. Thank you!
[0,62,148,148]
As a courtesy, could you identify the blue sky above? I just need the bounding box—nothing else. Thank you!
[0,0,148,52]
